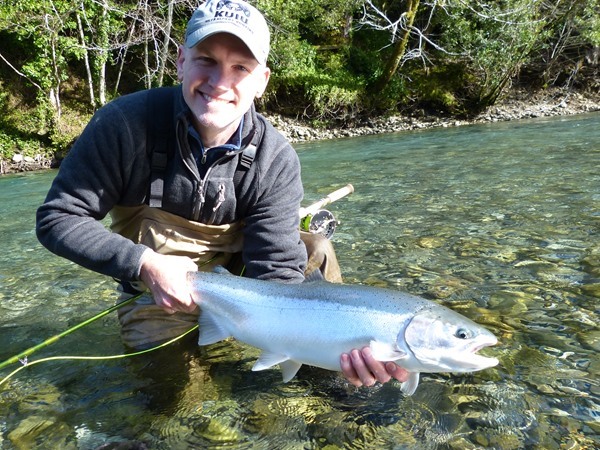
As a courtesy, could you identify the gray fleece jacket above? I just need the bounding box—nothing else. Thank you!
[36,86,307,283]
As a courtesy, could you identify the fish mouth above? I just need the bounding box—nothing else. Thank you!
[460,337,499,371]
[460,352,499,370]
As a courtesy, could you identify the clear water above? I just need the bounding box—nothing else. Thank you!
[0,113,598,449]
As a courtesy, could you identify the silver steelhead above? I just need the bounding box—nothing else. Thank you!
[187,268,499,395]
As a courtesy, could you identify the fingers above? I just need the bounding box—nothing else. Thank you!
[340,347,410,387]
[341,349,379,387]
[139,252,199,314]
[361,347,392,384]
[156,294,198,314]
[385,361,409,383]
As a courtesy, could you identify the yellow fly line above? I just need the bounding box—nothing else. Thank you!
[0,322,198,388]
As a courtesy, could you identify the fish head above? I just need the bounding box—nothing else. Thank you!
[402,307,499,373]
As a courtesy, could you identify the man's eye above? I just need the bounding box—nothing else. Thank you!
[196,56,214,65]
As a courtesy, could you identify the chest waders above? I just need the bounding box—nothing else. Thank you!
[109,88,342,349]
[108,88,259,349]
[109,203,245,349]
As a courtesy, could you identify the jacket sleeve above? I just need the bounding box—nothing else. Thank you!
[240,132,307,283]
[36,99,150,281]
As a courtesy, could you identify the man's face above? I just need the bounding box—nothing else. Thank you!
[177,33,270,147]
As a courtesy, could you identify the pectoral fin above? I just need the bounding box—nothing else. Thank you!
[369,340,408,361]
[198,311,231,346]
[400,372,420,396]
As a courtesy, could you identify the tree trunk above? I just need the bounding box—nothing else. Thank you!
[45,14,62,121]
[373,0,420,92]
[143,0,151,89]
[97,0,110,105]
[114,22,136,96]
[157,0,174,87]
[76,8,96,108]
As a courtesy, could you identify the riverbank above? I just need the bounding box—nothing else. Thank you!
[2,86,599,174]
[267,86,600,143]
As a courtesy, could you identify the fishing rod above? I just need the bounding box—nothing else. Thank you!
[0,293,142,371]
[0,324,199,388]
[0,250,231,373]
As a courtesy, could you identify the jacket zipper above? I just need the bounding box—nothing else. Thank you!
[177,118,252,223]
[192,152,236,222]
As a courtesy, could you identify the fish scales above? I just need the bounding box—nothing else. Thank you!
[187,268,499,395]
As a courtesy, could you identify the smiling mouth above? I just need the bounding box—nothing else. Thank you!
[202,93,231,104]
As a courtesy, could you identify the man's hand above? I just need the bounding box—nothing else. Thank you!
[340,346,409,387]
[139,250,199,314]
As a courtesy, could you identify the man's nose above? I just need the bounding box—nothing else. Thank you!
[208,65,232,90]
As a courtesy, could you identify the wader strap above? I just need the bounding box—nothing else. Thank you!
[233,116,264,187]
[147,87,175,208]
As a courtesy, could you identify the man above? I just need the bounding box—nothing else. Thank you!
[36,0,407,388]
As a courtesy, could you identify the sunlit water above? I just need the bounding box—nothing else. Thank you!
[0,113,598,449]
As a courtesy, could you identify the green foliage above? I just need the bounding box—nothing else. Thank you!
[571,0,600,46]
[347,27,389,83]
[0,0,597,163]
[405,63,478,115]
[436,0,549,107]
[0,79,51,161]
[271,66,365,121]
[0,131,44,160]
[257,0,366,121]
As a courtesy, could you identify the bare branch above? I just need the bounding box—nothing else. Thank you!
[0,51,43,91]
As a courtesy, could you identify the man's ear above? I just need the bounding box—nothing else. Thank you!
[176,45,186,82]
[256,66,271,98]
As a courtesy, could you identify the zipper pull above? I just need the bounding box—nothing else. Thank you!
[198,179,206,204]
[201,152,207,165]
[213,183,226,212]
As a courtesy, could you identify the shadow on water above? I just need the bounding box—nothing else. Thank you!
[0,113,599,448]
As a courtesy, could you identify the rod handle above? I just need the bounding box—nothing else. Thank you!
[299,184,354,218]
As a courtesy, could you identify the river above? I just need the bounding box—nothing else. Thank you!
[0,113,598,449]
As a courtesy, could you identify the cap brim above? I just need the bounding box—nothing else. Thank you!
[185,25,266,65]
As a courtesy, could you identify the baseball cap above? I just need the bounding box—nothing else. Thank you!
[185,0,270,66]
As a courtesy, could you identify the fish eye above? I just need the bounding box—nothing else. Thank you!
[455,328,472,339]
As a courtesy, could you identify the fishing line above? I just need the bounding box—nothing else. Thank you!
[0,324,199,388]
[0,253,226,373]
[0,293,144,372]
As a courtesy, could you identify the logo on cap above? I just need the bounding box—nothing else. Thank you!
[216,0,251,24]
[217,0,251,16]
[185,0,270,65]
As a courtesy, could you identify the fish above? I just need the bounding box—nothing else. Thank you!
[187,267,499,395]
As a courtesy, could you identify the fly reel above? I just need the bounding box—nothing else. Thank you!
[299,184,353,240]
[300,209,337,239]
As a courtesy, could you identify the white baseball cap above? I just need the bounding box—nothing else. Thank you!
[185,0,270,65]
